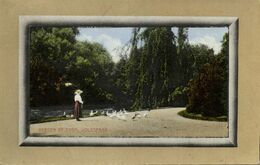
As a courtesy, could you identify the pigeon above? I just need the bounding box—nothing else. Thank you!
[106,111,111,116]
[118,110,123,115]
[132,112,141,119]
[116,113,127,121]
[107,110,117,118]
[143,111,149,118]
[89,110,98,117]
[123,109,130,115]
[101,110,105,115]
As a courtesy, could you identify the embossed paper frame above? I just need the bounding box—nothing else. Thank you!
[19,16,238,146]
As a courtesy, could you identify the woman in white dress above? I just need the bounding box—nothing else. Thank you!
[74,89,84,121]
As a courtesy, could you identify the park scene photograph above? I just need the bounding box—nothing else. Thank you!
[29,25,229,137]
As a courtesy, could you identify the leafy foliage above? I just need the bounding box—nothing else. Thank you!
[122,27,216,110]
[128,27,178,109]
[30,26,228,119]
[70,41,114,104]
[186,33,228,117]
[178,110,227,122]
[30,27,79,106]
[30,27,114,106]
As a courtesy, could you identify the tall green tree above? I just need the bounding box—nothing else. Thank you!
[186,33,229,117]
[70,41,115,104]
[127,27,177,109]
[219,33,229,114]
[30,27,79,106]
[30,27,115,107]
[176,27,189,85]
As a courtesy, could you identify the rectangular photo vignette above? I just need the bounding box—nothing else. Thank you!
[19,16,238,146]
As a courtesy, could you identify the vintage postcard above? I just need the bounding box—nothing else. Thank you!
[19,16,238,146]
[1,0,260,164]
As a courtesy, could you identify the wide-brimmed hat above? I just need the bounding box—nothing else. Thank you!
[74,89,83,94]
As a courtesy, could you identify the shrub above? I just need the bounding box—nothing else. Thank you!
[186,55,228,117]
[178,110,227,122]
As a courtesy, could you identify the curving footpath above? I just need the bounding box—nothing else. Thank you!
[30,107,228,137]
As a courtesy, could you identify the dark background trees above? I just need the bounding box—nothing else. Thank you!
[30,27,114,107]
[186,33,228,117]
[30,27,79,106]
[124,27,219,111]
[30,26,228,117]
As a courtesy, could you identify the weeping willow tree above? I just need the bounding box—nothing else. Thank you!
[176,27,194,86]
[127,27,178,110]
[115,27,216,111]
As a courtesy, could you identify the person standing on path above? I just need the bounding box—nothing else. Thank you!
[74,89,84,121]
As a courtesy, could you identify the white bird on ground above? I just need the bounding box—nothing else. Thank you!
[101,110,105,115]
[89,110,98,117]
[106,110,111,116]
[142,111,149,118]
[132,112,141,120]
[118,110,123,115]
[123,109,130,115]
[107,110,117,118]
[116,112,127,121]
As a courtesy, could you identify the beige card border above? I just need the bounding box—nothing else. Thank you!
[0,0,260,164]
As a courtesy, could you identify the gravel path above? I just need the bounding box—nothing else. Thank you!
[30,107,228,137]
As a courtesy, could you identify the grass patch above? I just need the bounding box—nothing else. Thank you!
[30,116,73,124]
[178,110,227,122]
[31,111,104,124]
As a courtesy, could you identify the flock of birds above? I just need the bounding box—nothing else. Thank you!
[63,108,150,121]
[89,108,150,121]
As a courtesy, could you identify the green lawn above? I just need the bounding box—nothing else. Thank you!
[178,109,227,122]
[30,116,73,124]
